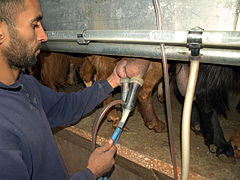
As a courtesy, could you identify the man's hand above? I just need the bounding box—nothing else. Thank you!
[87,139,117,179]
[107,59,128,88]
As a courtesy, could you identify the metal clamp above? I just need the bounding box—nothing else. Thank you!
[77,24,90,45]
[187,26,204,60]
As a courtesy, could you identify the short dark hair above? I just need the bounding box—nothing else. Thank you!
[0,0,25,26]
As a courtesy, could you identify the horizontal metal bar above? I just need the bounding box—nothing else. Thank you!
[42,42,240,66]
[83,30,188,45]
[46,30,240,49]
[46,31,79,41]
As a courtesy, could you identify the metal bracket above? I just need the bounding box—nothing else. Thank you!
[77,24,90,45]
[187,26,204,60]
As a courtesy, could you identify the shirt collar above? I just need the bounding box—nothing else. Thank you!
[0,72,23,91]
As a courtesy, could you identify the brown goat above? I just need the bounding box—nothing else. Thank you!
[80,55,121,127]
[80,55,166,132]
[30,51,83,91]
[33,52,167,132]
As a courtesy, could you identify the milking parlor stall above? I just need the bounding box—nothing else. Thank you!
[39,0,240,179]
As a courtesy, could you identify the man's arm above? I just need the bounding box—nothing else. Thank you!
[35,78,114,127]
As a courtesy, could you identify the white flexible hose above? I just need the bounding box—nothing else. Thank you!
[118,109,131,129]
[181,60,200,180]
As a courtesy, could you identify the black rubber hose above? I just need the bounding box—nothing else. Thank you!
[153,0,178,179]
[92,100,124,151]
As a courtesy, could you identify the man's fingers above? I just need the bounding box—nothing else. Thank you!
[108,145,117,155]
[98,139,114,152]
[116,59,128,78]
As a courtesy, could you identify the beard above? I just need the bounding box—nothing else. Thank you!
[3,27,40,70]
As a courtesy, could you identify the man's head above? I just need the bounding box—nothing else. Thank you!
[0,0,48,70]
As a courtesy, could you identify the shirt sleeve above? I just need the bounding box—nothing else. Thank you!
[35,78,114,127]
[70,168,94,180]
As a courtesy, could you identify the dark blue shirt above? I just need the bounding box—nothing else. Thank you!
[0,73,113,180]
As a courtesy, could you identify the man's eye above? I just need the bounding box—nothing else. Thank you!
[32,24,40,29]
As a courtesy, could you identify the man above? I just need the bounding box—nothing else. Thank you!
[0,0,121,179]
[0,0,151,179]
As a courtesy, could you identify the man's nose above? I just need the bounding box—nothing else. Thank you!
[37,23,48,42]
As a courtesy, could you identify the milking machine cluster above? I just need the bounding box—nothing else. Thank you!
[92,77,143,180]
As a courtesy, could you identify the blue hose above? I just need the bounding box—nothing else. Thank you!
[98,127,123,180]
[96,78,142,179]
[111,127,123,145]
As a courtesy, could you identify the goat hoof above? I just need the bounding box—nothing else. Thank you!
[229,139,240,158]
[191,124,201,135]
[153,123,165,133]
[112,124,129,132]
[193,124,201,131]
[218,154,235,163]
[111,121,119,128]
[209,144,217,153]
[233,148,240,158]
[218,154,228,162]
[108,115,120,128]
[157,94,164,103]
[145,121,165,133]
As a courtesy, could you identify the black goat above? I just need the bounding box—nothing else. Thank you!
[175,63,240,159]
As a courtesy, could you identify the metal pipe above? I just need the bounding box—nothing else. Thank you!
[42,42,240,66]
[83,30,187,45]
[45,30,240,48]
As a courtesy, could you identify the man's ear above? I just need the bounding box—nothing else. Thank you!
[0,20,6,44]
